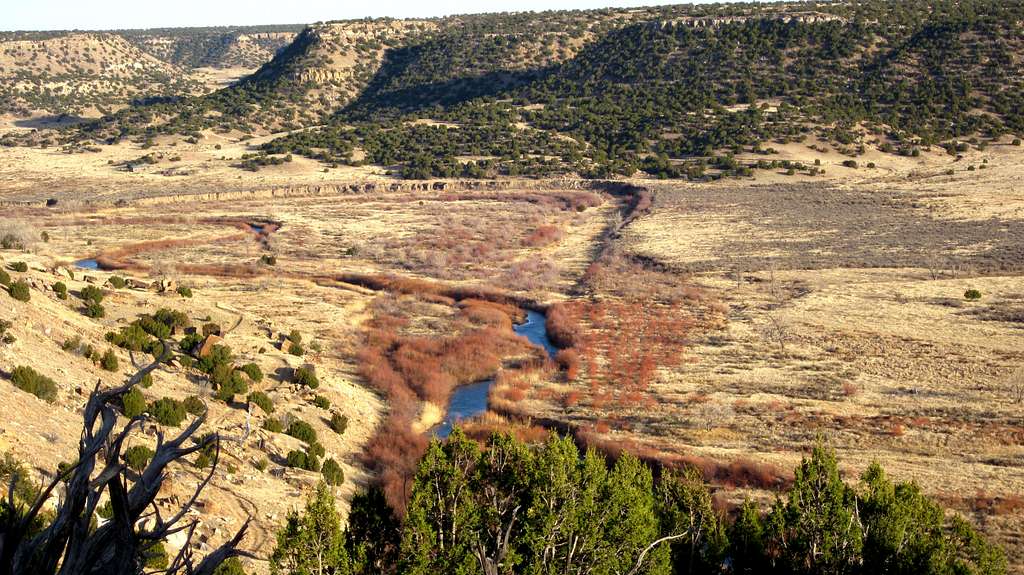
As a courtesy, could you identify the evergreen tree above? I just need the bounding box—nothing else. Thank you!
[270,482,348,575]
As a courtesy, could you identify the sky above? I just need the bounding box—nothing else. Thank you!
[6,0,703,31]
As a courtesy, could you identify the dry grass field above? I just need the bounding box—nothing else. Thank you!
[1,140,1022,571]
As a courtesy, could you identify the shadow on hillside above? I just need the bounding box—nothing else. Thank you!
[13,114,89,129]
[340,42,556,119]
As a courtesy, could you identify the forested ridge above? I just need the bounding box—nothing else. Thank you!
[68,0,1024,180]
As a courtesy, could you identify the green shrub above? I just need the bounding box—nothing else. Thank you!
[286,449,320,472]
[139,372,153,388]
[262,418,283,433]
[96,500,113,519]
[248,391,274,413]
[213,557,247,575]
[123,445,154,472]
[286,419,317,444]
[255,458,269,472]
[80,285,104,303]
[148,398,186,427]
[214,370,248,402]
[182,395,206,416]
[202,323,221,337]
[177,286,193,298]
[10,262,27,273]
[964,289,982,301]
[108,276,126,289]
[145,542,169,569]
[1012,138,1021,146]
[307,442,325,460]
[100,349,119,372]
[152,308,190,332]
[329,412,348,435]
[287,330,302,345]
[84,301,105,318]
[10,366,57,402]
[0,269,9,286]
[53,281,67,299]
[179,333,203,354]
[122,387,146,418]
[288,342,305,356]
[293,367,318,389]
[240,362,263,383]
[260,255,277,266]
[312,395,330,409]
[40,231,49,243]
[321,458,344,486]
[8,280,29,302]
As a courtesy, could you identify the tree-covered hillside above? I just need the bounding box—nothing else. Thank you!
[70,0,1024,179]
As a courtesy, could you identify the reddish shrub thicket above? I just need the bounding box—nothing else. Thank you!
[523,224,564,248]
[546,303,581,349]
[357,301,536,513]
[562,391,582,409]
[968,493,1024,516]
[555,348,580,381]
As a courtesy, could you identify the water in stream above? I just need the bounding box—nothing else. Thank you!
[434,309,555,438]
[74,259,100,270]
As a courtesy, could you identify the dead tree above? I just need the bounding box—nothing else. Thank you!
[0,348,249,575]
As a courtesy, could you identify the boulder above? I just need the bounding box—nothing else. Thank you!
[197,334,224,358]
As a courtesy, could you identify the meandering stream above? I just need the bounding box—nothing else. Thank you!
[433,309,557,438]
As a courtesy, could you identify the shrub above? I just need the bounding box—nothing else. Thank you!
[152,308,190,332]
[329,412,348,435]
[202,323,222,337]
[293,367,319,389]
[312,395,330,409]
[108,276,126,289]
[286,450,319,472]
[80,285,104,304]
[286,419,318,444]
[179,333,203,354]
[213,557,246,575]
[145,542,169,569]
[260,255,277,266]
[322,458,344,486]
[1013,138,1021,146]
[122,387,146,418]
[8,280,29,302]
[248,391,274,414]
[84,301,105,318]
[288,342,305,356]
[10,262,27,273]
[123,445,154,472]
[841,159,858,168]
[53,281,67,299]
[263,418,283,433]
[240,362,263,383]
[100,349,119,372]
[287,330,302,345]
[964,289,982,301]
[182,395,206,416]
[0,269,9,286]
[177,286,193,298]
[214,370,248,402]
[139,372,153,388]
[148,398,186,427]
[10,366,57,402]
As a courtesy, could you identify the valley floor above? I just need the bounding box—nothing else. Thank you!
[1,138,1022,572]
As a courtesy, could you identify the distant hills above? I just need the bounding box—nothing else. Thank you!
[0,26,300,116]
[16,0,1024,180]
